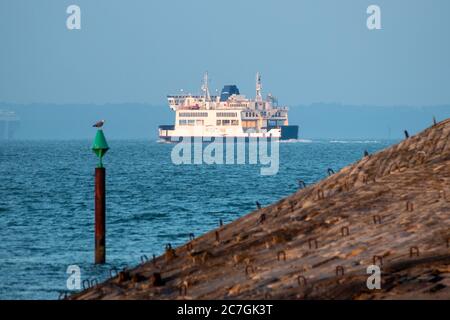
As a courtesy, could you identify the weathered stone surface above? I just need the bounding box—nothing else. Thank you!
[72,119,450,300]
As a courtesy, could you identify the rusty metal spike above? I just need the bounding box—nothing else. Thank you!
[308,238,318,250]
[409,246,420,258]
[245,265,255,276]
[373,215,382,225]
[215,230,220,242]
[341,226,350,237]
[259,213,266,224]
[406,201,414,212]
[179,284,188,296]
[297,275,307,286]
[373,255,383,266]
[277,250,286,261]
[336,266,345,276]
[317,189,324,200]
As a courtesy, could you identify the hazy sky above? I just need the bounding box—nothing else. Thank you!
[1,0,450,106]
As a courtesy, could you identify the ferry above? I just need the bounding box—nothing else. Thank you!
[158,73,298,141]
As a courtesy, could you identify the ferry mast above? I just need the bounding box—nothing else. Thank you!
[201,72,211,106]
[255,72,262,102]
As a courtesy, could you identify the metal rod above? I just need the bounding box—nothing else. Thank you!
[95,167,106,264]
[297,275,307,286]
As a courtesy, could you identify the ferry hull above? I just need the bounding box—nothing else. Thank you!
[158,125,298,142]
[280,125,299,140]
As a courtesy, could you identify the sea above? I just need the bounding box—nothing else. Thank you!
[0,139,396,299]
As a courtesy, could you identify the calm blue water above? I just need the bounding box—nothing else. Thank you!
[0,139,395,299]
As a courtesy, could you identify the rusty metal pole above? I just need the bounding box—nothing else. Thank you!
[95,167,106,264]
[92,128,109,264]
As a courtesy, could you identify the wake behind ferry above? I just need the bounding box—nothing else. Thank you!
[158,73,299,141]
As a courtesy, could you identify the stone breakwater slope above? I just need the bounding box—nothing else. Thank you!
[73,119,450,300]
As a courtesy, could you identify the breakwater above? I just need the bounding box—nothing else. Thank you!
[72,119,450,300]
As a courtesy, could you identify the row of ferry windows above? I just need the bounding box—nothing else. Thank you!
[217,119,239,126]
[179,119,203,126]
[244,111,283,117]
[178,119,240,126]
[216,112,237,117]
[179,112,208,117]
[178,112,238,117]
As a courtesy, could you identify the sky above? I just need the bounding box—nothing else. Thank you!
[1,0,450,106]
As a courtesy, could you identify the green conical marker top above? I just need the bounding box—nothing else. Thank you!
[92,129,109,167]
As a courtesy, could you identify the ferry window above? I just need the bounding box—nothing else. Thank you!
[231,120,239,126]
[217,120,221,125]
[188,120,195,125]
[179,112,208,117]
[196,120,204,125]
[217,112,237,117]
[179,120,187,125]
[223,120,230,125]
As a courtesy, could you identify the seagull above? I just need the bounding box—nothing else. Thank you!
[93,120,105,128]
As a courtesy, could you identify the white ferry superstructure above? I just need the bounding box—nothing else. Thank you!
[158,73,298,141]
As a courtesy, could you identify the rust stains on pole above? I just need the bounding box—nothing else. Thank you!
[95,167,106,264]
